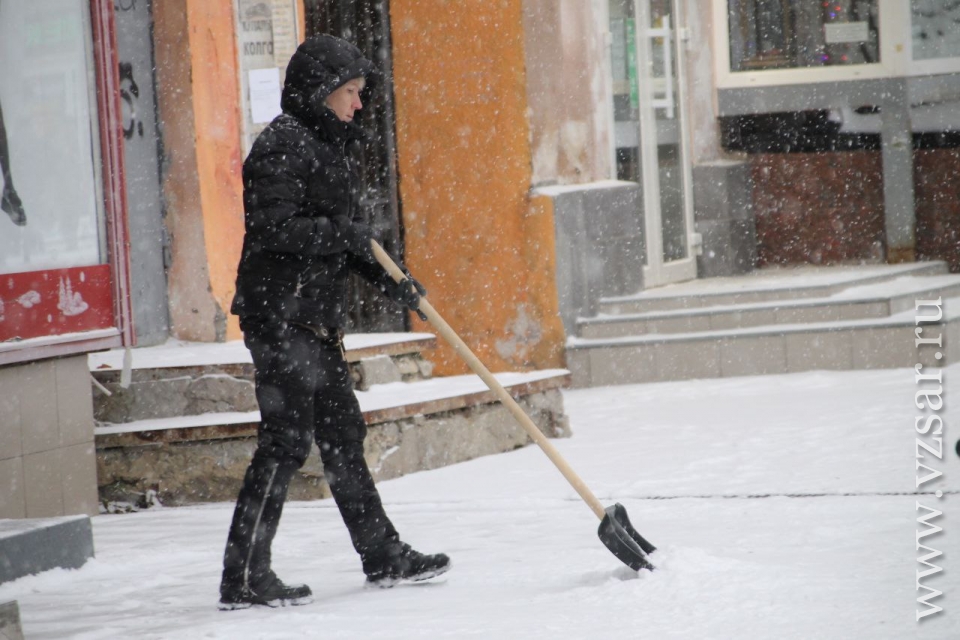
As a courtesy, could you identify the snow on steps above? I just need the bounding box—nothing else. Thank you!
[569,263,960,387]
[89,334,440,425]
[88,332,438,370]
[90,333,571,506]
[598,261,947,314]
[94,369,570,447]
[578,273,960,338]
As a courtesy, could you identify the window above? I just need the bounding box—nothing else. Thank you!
[912,0,960,61]
[728,0,880,71]
[0,0,128,359]
[0,1,106,274]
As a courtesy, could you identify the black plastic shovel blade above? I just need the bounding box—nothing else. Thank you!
[598,503,656,572]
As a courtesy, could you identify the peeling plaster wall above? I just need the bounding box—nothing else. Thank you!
[681,0,726,166]
[154,0,245,343]
[523,0,614,186]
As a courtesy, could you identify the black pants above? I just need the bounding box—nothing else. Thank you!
[222,320,398,590]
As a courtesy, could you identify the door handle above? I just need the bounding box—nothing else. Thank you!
[645,15,674,119]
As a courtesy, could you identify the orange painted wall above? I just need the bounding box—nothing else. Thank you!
[187,1,245,342]
[154,0,248,343]
[390,0,566,375]
[154,0,223,343]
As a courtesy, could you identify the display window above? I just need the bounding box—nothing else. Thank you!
[728,0,880,71]
[0,0,130,362]
[716,1,960,87]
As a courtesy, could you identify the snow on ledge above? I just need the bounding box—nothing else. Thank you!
[94,369,570,436]
[0,515,90,540]
[532,180,634,197]
[88,332,436,371]
[1,328,120,353]
[357,369,569,413]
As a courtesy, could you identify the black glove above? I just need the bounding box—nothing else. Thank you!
[338,217,377,263]
[386,274,428,321]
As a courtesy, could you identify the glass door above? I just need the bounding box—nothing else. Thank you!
[609,0,696,287]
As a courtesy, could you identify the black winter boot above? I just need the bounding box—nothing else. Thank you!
[220,455,312,609]
[219,571,313,610]
[362,542,452,588]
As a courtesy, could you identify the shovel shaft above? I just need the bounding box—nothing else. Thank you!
[372,241,606,521]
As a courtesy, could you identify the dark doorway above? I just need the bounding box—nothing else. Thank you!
[304,0,405,332]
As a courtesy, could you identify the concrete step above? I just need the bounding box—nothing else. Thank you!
[567,296,959,387]
[89,333,438,424]
[95,369,571,506]
[0,516,94,584]
[580,274,960,338]
[598,262,948,314]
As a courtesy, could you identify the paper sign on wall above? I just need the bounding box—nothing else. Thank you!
[824,21,869,44]
[249,67,282,124]
[237,0,299,153]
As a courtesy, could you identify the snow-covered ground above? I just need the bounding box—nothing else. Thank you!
[2,366,958,639]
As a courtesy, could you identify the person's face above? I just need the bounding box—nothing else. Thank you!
[325,77,365,123]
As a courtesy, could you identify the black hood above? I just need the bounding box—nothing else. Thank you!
[280,34,376,138]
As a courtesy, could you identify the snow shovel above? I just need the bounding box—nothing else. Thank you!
[371,241,656,572]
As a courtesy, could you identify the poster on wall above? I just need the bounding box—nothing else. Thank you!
[236,0,299,154]
[0,0,114,342]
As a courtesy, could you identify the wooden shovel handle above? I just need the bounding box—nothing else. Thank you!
[371,240,606,521]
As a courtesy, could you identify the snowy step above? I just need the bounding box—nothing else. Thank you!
[89,333,438,424]
[0,516,94,584]
[599,262,948,315]
[94,369,570,447]
[88,332,437,370]
[95,370,571,506]
[579,274,960,338]
[567,296,960,386]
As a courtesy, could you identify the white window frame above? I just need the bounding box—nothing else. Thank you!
[708,0,960,89]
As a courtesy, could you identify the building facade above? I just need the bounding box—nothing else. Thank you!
[3,0,960,519]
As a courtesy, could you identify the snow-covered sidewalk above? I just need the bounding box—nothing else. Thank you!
[2,366,958,639]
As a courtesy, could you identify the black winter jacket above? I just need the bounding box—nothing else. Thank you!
[230,35,394,328]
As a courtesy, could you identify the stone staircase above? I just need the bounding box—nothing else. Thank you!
[90,333,569,507]
[566,262,960,387]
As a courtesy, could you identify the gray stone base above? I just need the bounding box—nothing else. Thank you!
[537,181,645,335]
[97,390,570,506]
[0,601,24,640]
[0,516,94,584]
[692,161,757,278]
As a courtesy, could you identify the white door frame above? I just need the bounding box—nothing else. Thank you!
[634,0,697,287]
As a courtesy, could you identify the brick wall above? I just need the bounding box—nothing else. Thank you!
[751,151,886,266]
[750,149,960,271]
[915,149,960,272]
